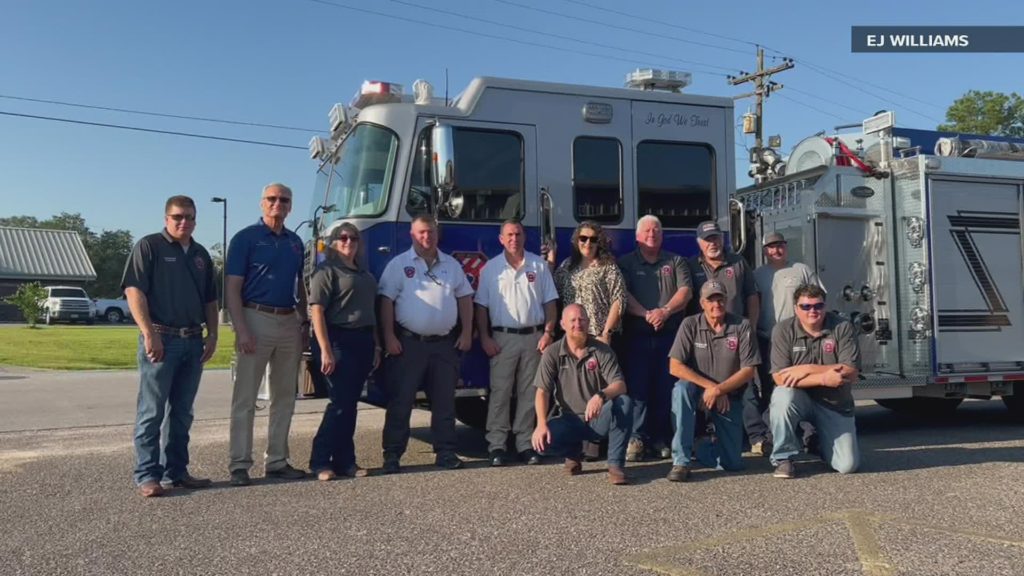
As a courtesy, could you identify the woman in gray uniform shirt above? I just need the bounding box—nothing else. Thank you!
[308,222,381,481]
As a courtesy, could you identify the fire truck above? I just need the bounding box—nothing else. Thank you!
[732,112,1024,417]
[305,70,736,426]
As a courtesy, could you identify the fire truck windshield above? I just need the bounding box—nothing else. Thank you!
[321,123,399,219]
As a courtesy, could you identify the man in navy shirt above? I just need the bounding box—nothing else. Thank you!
[225,183,309,486]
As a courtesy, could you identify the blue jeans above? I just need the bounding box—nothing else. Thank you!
[769,387,859,474]
[133,334,204,485]
[622,330,676,445]
[670,381,746,471]
[310,327,375,473]
[544,395,633,468]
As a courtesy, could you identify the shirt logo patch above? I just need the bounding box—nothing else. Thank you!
[661,265,671,276]
[792,346,807,353]
[403,266,415,278]
[193,256,205,271]
[163,257,177,262]
[823,339,836,354]
[586,358,598,371]
[725,267,735,279]
[526,271,536,283]
[726,336,738,351]
[694,342,708,349]
[291,241,303,254]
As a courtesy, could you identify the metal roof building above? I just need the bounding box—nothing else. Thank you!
[0,227,96,281]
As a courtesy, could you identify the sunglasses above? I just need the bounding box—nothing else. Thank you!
[424,270,442,286]
[797,302,826,311]
[578,235,598,244]
[263,196,291,204]
[334,235,359,243]
[167,214,196,222]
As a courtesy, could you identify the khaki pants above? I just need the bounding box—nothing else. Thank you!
[485,331,542,453]
[229,308,301,473]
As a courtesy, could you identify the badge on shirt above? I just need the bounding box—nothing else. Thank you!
[792,345,807,353]
[526,271,536,283]
[661,265,671,277]
[725,267,735,279]
[193,256,206,271]
[163,256,177,262]
[726,336,738,351]
[404,266,415,278]
[585,358,598,371]
[823,339,836,354]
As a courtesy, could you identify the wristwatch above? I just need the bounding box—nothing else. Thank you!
[596,390,607,403]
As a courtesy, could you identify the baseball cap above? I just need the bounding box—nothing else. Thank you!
[763,232,786,246]
[700,280,727,299]
[696,220,722,240]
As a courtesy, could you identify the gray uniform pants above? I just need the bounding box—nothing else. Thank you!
[382,333,459,458]
[485,331,542,453]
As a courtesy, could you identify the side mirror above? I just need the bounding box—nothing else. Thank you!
[431,123,456,194]
[442,190,464,218]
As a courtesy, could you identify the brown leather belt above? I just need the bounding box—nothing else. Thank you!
[152,324,204,338]
[244,302,295,315]
[492,325,545,335]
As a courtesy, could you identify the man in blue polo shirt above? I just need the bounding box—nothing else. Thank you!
[225,182,309,486]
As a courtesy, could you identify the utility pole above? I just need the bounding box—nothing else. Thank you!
[729,46,794,181]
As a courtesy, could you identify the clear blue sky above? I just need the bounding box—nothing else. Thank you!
[2,0,1021,247]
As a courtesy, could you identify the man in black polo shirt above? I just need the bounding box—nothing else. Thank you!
[666,281,760,482]
[531,304,633,485]
[769,284,860,479]
[122,195,218,497]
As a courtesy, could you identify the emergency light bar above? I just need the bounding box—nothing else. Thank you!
[351,80,403,109]
[625,68,691,92]
[329,103,350,135]
[308,136,330,160]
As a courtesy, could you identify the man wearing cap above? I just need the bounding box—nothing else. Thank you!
[769,284,860,479]
[687,220,758,323]
[123,195,219,497]
[475,219,559,467]
[617,215,692,461]
[532,304,633,485]
[379,214,474,474]
[665,281,760,482]
[226,183,309,486]
[748,232,823,455]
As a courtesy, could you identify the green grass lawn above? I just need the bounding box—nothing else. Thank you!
[0,325,235,370]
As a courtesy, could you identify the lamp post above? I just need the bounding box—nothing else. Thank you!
[211,197,228,323]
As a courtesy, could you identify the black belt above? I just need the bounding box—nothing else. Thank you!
[152,324,204,338]
[397,326,453,343]
[244,302,295,315]
[328,324,375,333]
[492,324,545,335]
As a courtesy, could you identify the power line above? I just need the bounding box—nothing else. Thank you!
[776,94,849,122]
[302,0,719,75]
[792,62,945,125]
[388,0,731,76]
[0,110,307,150]
[0,93,321,133]
[493,0,752,60]
[786,86,872,117]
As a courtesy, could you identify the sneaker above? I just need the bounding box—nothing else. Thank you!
[316,469,337,482]
[382,456,401,475]
[751,440,773,457]
[773,460,796,479]
[607,466,629,485]
[666,465,690,482]
[435,452,464,470]
[341,464,369,478]
[563,457,582,476]
[650,441,671,460]
[266,464,307,480]
[625,438,645,462]
[229,470,252,487]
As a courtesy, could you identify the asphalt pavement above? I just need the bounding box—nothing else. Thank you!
[1,367,1023,576]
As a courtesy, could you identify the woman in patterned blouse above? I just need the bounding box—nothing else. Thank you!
[553,221,627,344]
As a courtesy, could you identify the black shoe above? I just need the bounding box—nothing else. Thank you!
[265,464,307,480]
[489,450,508,467]
[164,472,212,489]
[382,456,401,475]
[519,449,542,465]
[229,470,252,487]
[435,452,464,470]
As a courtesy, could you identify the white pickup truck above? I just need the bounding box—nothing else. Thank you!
[41,286,96,325]
[93,298,132,323]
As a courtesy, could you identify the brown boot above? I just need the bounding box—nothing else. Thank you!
[138,480,165,498]
[563,458,582,476]
[607,466,629,485]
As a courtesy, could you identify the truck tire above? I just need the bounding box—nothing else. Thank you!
[875,397,963,416]
[1001,382,1024,419]
[105,308,124,323]
[454,396,488,430]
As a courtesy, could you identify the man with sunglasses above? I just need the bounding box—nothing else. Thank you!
[747,232,823,457]
[122,195,219,497]
[769,284,860,479]
[378,214,474,473]
[225,183,309,486]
